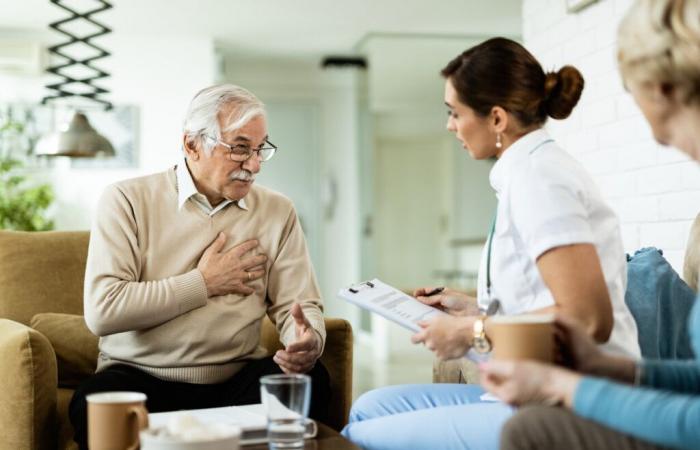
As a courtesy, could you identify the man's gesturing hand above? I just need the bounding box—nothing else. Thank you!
[274,303,322,374]
[197,232,267,297]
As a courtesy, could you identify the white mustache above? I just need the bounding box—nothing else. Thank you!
[229,170,255,182]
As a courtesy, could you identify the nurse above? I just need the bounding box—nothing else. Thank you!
[342,37,640,450]
[481,1,700,449]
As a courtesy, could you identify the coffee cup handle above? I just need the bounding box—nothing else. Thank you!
[126,406,149,450]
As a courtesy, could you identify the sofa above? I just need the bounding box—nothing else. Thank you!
[0,230,353,450]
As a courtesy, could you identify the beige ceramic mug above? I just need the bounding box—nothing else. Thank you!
[87,391,149,450]
[488,314,555,363]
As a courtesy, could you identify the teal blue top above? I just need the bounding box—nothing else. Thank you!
[574,295,700,450]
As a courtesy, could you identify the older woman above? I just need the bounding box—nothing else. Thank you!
[481,1,700,449]
[342,36,640,450]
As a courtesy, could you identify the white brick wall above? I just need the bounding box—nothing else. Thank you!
[523,0,700,272]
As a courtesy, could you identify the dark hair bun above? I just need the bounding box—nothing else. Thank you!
[543,66,584,119]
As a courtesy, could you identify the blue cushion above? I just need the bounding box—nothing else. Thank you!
[625,247,696,359]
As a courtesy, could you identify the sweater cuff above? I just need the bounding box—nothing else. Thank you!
[172,269,208,314]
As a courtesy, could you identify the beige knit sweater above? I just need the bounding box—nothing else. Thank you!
[84,166,325,384]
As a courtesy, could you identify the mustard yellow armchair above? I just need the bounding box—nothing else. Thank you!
[0,230,353,450]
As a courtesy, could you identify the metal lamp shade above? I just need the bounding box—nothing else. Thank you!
[35,112,115,157]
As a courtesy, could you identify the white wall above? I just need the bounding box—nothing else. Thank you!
[1,33,216,230]
[523,0,700,272]
[319,72,363,321]
[374,135,451,288]
[369,132,454,361]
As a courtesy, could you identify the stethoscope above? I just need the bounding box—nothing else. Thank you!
[482,215,501,316]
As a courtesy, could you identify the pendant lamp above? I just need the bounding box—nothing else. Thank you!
[35,0,114,158]
[34,111,114,157]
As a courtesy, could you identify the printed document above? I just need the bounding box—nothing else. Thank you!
[149,404,317,445]
[338,278,447,332]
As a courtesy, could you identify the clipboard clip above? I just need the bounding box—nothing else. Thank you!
[348,280,375,294]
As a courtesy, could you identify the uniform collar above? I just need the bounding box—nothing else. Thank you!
[489,128,553,194]
[175,159,248,212]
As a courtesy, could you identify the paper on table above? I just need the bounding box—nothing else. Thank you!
[148,404,317,446]
[338,278,447,332]
[263,392,302,420]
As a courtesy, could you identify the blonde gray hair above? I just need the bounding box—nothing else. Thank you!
[618,0,700,104]
[182,84,266,155]
[618,0,700,103]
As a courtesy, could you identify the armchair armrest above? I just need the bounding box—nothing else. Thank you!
[260,316,353,431]
[319,318,353,431]
[30,313,99,388]
[0,318,58,450]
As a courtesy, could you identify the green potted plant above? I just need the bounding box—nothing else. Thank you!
[0,118,55,231]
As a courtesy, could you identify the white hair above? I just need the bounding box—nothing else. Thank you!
[182,84,266,155]
[618,0,700,104]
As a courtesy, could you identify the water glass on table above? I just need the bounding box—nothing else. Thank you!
[260,374,311,449]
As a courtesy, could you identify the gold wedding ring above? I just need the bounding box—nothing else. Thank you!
[247,271,252,281]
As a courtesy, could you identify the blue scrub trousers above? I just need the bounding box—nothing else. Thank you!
[341,384,515,450]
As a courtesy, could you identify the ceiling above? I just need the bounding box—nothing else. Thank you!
[0,0,521,61]
[0,0,522,122]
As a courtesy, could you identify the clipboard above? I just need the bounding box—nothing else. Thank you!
[337,278,447,332]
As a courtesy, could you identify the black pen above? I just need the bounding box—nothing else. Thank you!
[423,287,445,297]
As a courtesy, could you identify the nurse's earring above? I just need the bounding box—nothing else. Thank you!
[495,133,503,149]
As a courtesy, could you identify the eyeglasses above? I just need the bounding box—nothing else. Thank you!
[205,135,278,162]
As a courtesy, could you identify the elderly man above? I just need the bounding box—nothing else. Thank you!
[68,84,330,449]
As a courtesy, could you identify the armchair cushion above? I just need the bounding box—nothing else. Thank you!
[30,313,98,388]
[0,231,88,326]
[0,319,58,450]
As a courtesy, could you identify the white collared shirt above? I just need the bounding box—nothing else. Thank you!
[175,159,248,216]
[477,129,640,357]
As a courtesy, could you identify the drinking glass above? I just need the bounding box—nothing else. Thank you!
[260,374,311,449]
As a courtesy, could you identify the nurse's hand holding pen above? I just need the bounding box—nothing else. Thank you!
[413,286,480,316]
[412,286,480,359]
